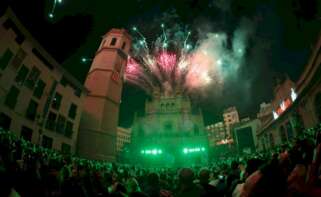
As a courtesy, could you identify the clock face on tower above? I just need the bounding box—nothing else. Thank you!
[112,57,125,83]
[111,71,120,83]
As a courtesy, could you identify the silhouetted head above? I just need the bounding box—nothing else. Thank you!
[179,168,194,185]
[199,168,210,184]
[148,172,160,186]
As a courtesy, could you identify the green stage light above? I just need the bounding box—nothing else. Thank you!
[182,147,206,154]
[183,148,188,154]
[141,149,162,155]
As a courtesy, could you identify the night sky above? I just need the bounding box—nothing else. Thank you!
[1,0,320,127]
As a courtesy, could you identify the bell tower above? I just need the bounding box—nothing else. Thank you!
[78,29,131,161]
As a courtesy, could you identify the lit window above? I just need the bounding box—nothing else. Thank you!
[291,88,297,101]
[273,111,279,120]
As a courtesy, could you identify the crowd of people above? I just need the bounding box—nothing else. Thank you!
[1,126,321,197]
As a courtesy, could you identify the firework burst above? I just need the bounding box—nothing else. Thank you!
[124,26,219,96]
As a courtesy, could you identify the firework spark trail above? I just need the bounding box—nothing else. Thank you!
[142,55,163,83]
[161,24,167,48]
[183,31,191,49]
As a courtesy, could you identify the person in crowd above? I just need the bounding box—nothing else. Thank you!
[126,177,141,194]
[175,168,204,197]
[197,168,220,197]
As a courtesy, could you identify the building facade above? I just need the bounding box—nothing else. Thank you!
[116,127,131,153]
[206,121,228,147]
[223,106,240,137]
[257,32,321,150]
[131,89,208,166]
[0,8,86,154]
[77,29,131,161]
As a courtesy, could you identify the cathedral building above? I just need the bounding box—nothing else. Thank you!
[131,89,208,166]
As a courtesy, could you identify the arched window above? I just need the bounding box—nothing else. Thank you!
[315,92,321,123]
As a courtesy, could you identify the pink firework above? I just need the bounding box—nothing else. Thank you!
[156,51,177,78]
[126,57,142,76]
[185,51,213,90]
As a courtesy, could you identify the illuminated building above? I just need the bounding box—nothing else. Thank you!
[257,32,321,150]
[78,28,132,161]
[223,106,240,137]
[0,8,86,154]
[206,121,227,147]
[116,127,131,153]
[131,89,208,166]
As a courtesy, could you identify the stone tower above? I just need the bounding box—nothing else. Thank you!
[78,29,131,161]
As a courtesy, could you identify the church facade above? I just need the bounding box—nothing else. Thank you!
[131,89,208,166]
